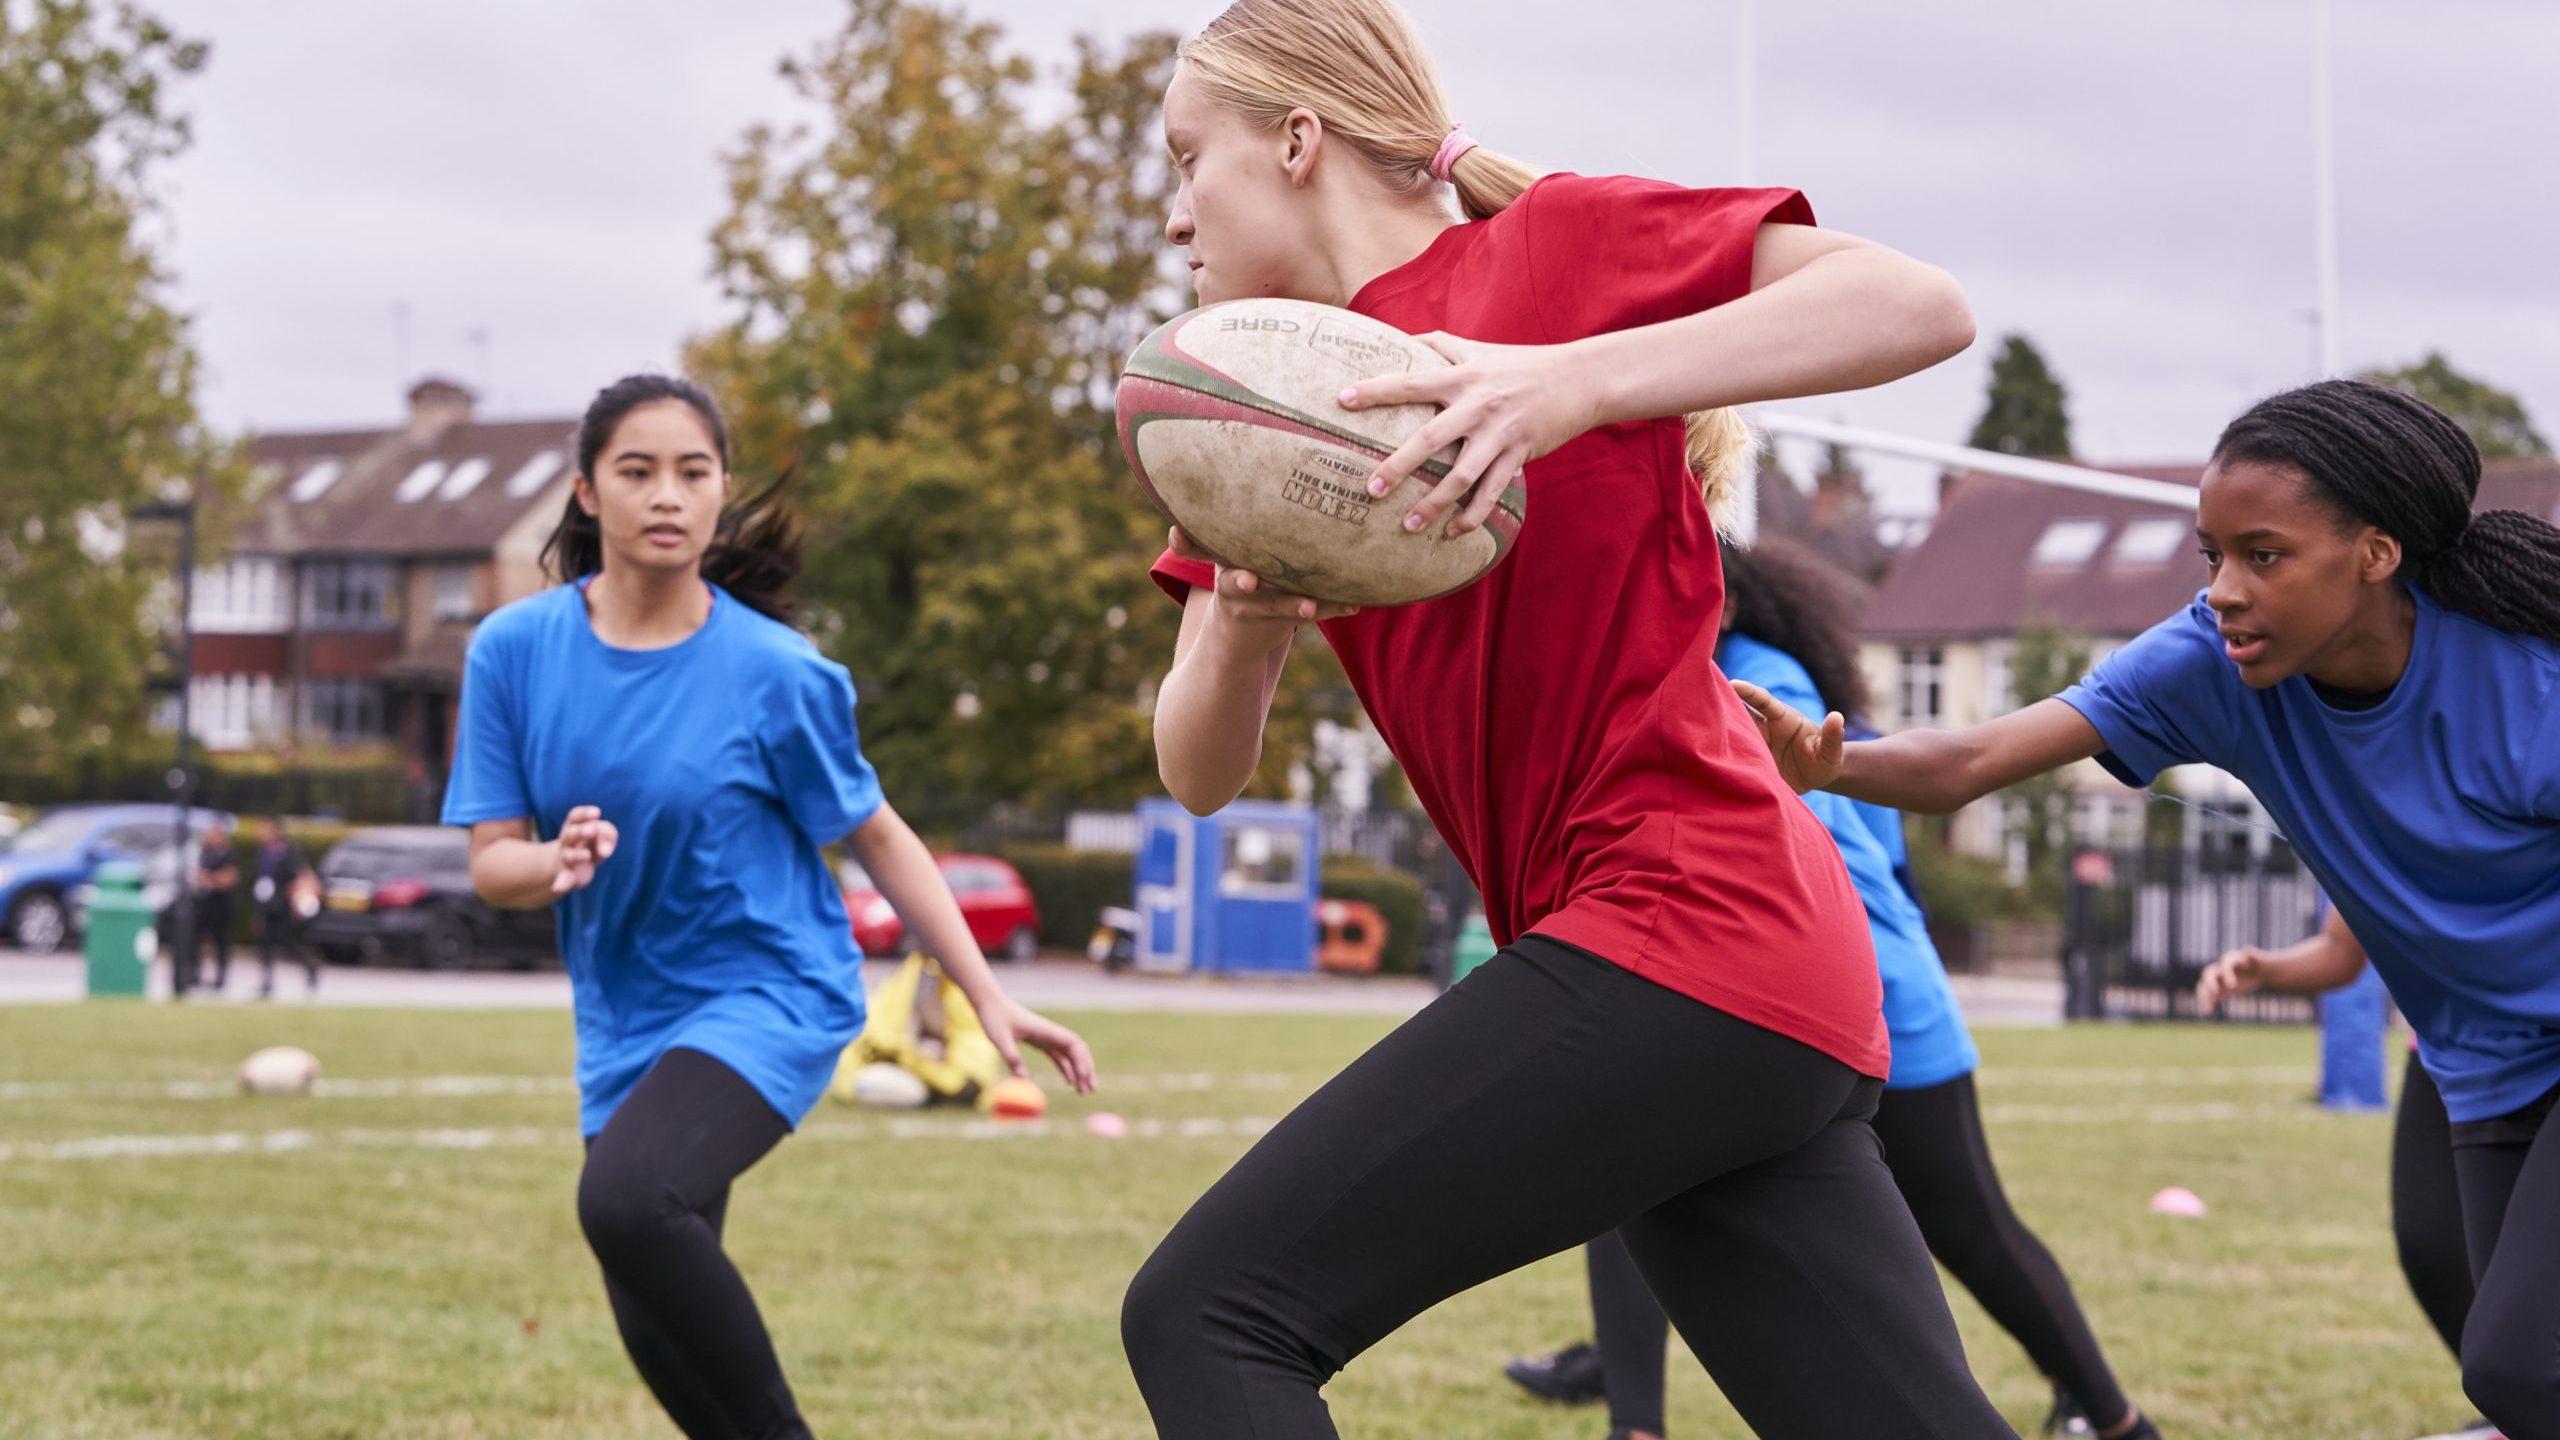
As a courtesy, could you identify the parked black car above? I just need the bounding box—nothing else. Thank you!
[303,826,557,971]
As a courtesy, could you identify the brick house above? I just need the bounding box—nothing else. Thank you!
[187,379,577,783]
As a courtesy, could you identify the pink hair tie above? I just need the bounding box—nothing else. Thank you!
[1428,124,1479,183]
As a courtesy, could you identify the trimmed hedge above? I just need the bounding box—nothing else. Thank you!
[1320,853,1424,976]
[992,843,1135,951]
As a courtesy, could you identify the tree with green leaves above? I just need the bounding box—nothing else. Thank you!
[692,0,1347,810]
[0,1,239,774]
[2358,351,2550,460]
[1966,334,2073,459]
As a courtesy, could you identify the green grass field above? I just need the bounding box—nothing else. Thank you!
[0,1004,2461,1439]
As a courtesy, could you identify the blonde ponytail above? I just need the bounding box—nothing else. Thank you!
[1184,0,1747,521]
[1440,146,1538,222]
[1685,409,1757,534]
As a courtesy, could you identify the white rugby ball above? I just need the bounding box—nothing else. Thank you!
[1115,298,1525,607]
[845,1061,930,1111]
[238,1045,320,1097]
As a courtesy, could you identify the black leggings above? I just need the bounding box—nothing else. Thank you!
[1579,1071,2129,1436]
[578,1047,808,1440]
[2390,1051,2473,1360]
[2449,1075,2560,1439]
[1121,937,2015,1439]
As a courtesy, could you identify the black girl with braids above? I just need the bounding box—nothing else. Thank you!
[2214,379,2560,644]
[1740,379,2560,1439]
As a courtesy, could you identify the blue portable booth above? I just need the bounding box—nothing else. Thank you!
[1133,798,1319,975]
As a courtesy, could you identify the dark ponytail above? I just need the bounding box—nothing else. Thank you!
[542,373,803,624]
[2212,379,2560,644]
[1723,537,1873,720]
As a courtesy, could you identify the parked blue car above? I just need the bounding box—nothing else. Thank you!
[0,803,233,954]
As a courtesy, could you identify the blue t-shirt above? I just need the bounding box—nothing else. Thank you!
[2060,588,2560,1123]
[443,579,884,1135]
[1719,635,1978,1089]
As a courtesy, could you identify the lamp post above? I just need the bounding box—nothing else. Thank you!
[129,496,197,997]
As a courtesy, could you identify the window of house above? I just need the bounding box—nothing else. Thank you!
[299,678,388,743]
[187,673,281,750]
[2029,519,2109,569]
[2112,517,2190,566]
[288,459,344,502]
[394,460,449,503]
[504,450,565,499]
[192,557,288,631]
[437,457,492,502]
[433,564,477,622]
[1896,645,1945,727]
[1983,638,2015,714]
[301,560,397,629]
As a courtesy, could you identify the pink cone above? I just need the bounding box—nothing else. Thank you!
[2148,1186,2208,1219]
[1085,1112,1129,1139]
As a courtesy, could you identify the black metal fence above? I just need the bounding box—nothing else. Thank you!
[2061,822,2323,1023]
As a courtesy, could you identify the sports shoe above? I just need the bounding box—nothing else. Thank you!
[1502,1341,1605,1406]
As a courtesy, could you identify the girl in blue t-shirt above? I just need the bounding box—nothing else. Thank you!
[1507,539,2152,1440]
[1737,380,2560,1437]
[444,373,1096,1440]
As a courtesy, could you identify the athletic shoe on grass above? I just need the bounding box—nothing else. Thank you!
[1502,1341,1605,1406]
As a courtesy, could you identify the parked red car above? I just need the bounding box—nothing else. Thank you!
[841,853,1042,962]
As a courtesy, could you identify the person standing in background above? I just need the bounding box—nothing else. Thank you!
[189,819,239,995]
[248,817,315,999]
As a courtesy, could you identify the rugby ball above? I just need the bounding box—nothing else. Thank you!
[238,1045,320,1097]
[842,1061,931,1111]
[1115,299,1525,607]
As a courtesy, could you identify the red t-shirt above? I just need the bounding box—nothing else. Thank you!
[1150,173,1885,1076]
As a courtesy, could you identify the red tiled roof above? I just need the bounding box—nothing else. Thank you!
[1862,458,2560,642]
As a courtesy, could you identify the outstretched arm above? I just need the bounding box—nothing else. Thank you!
[1731,683,2106,815]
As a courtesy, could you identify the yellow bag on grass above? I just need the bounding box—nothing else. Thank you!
[830,953,1010,1110]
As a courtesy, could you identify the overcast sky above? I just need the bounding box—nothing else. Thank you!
[154,0,2559,513]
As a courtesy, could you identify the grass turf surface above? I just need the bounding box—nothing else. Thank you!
[0,1004,2456,1439]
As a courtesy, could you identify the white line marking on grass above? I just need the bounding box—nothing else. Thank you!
[1982,1101,2339,1124]
[0,1072,1309,1102]
[0,1074,581,1102]
[0,1126,559,1163]
[0,1092,2352,1165]
[1980,1066,2314,1088]
[0,1115,1285,1165]
[853,1116,1278,1142]
[1101,1072,1310,1093]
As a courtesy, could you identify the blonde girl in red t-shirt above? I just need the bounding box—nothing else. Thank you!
[1122,4,2020,1438]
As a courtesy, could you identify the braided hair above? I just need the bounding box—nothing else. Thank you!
[2212,379,2560,643]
